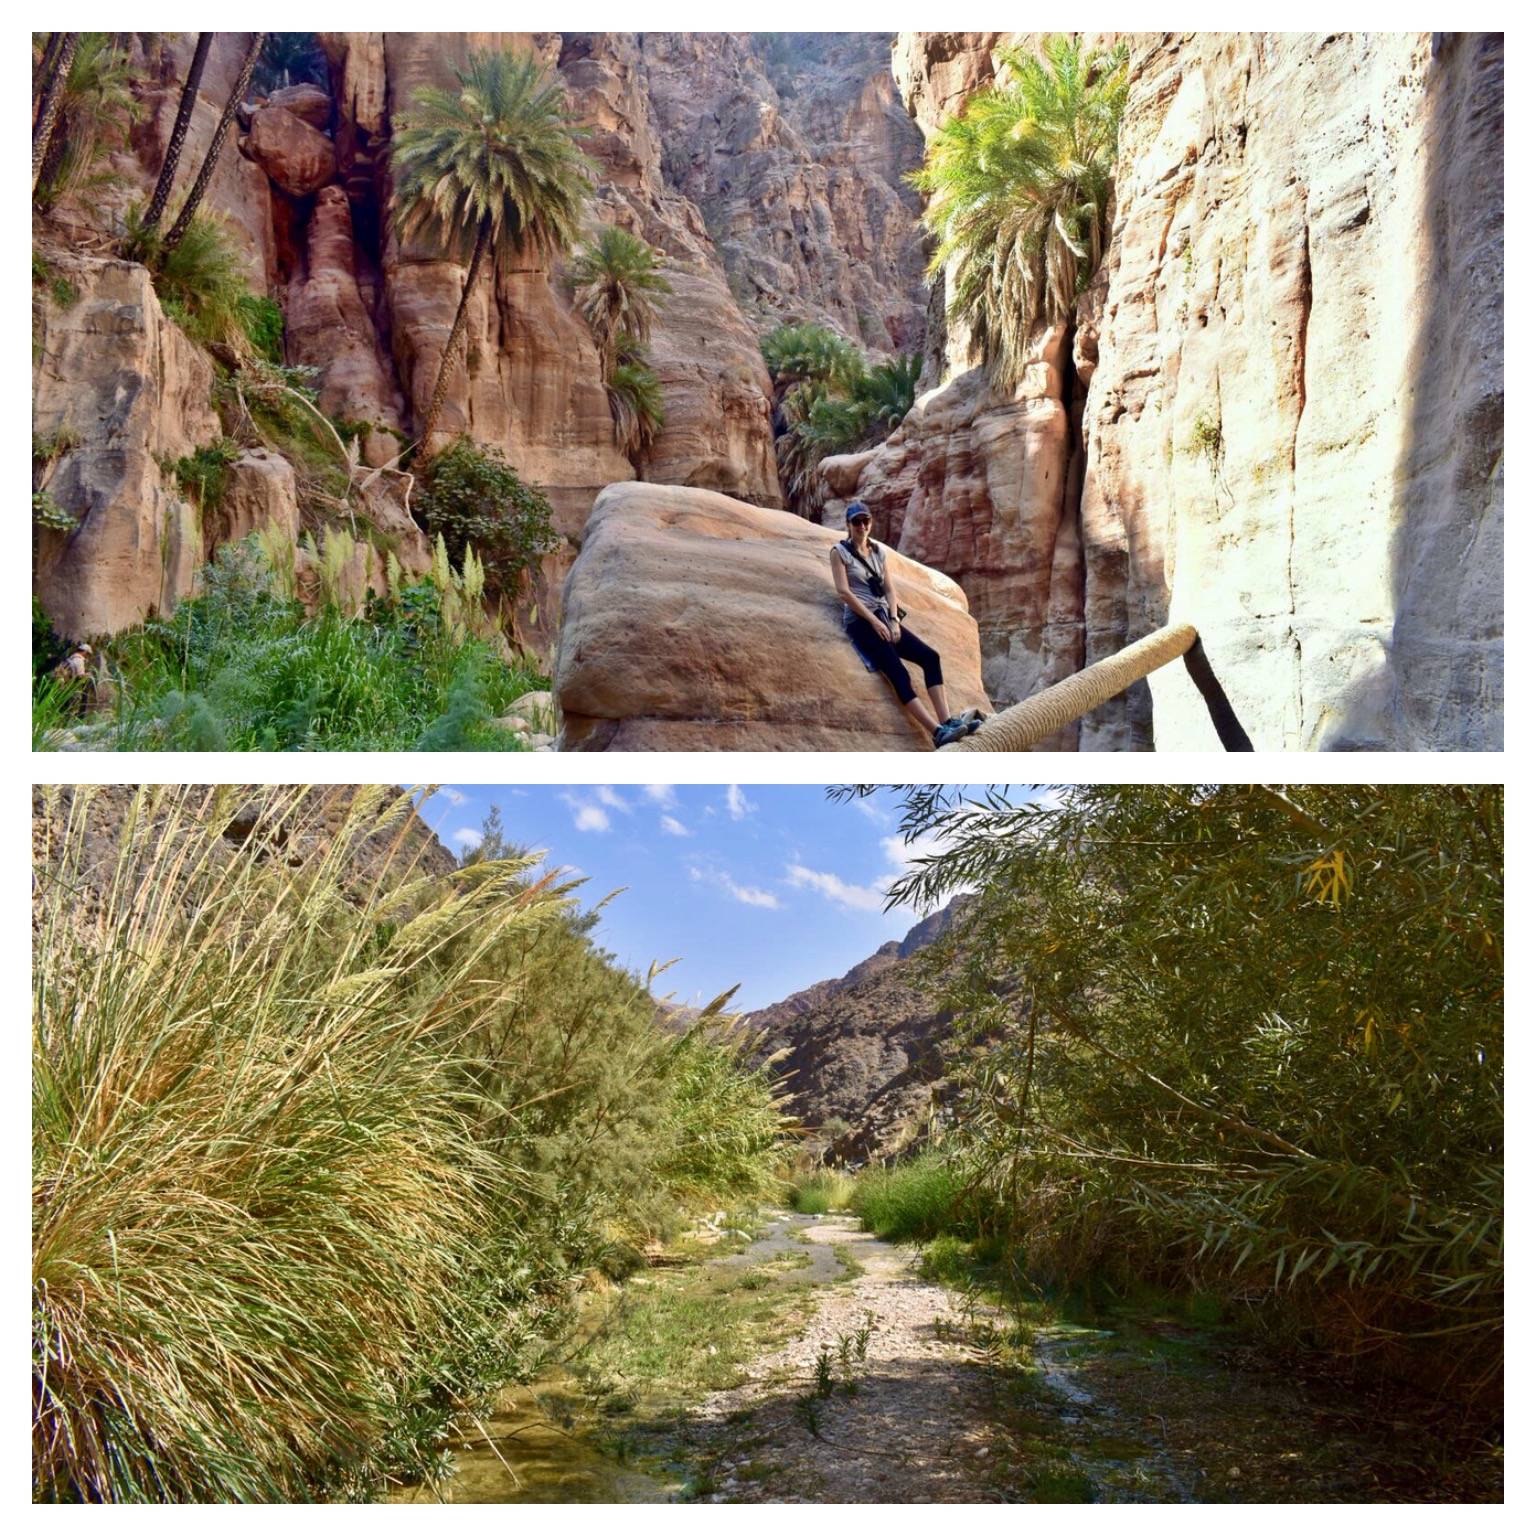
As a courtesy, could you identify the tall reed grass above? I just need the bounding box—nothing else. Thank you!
[33,786,785,1500]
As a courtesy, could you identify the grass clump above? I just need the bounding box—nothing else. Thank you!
[851,1151,964,1242]
[33,787,788,1501]
[102,535,546,752]
[788,1168,855,1215]
[164,437,240,510]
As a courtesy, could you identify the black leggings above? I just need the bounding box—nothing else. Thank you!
[846,616,943,706]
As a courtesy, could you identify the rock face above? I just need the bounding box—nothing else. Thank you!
[285,186,405,468]
[746,897,971,1162]
[641,32,929,349]
[1081,31,1504,751]
[37,32,926,644]
[554,483,991,750]
[838,30,1504,750]
[33,257,221,638]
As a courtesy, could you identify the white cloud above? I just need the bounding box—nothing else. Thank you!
[560,792,612,833]
[660,815,691,838]
[451,826,483,850]
[439,788,468,807]
[782,828,964,917]
[851,796,890,825]
[595,786,630,813]
[689,863,781,910]
[726,784,754,821]
[643,785,677,808]
[784,862,886,913]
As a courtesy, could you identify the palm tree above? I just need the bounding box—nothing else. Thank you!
[852,354,922,433]
[568,224,671,370]
[33,34,136,210]
[912,35,1129,389]
[32,32,80,192]
[160,33,264,257]
[140,32,213,237]
[605,335,665,458]
[760,321,863,405]
[391,48,591,460]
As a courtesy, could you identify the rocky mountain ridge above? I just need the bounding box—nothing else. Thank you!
[745,896,972,1160]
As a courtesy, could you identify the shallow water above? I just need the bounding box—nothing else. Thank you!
[393,1377,676,1504]
[394,1210,837,1504]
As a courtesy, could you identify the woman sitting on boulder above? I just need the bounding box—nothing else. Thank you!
[829,503,980,749]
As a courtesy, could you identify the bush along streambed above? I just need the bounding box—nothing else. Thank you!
[31,787,787,1502]
[827,783,1504,1497]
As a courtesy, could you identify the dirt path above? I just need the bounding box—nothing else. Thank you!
[685,1213,1003,1503]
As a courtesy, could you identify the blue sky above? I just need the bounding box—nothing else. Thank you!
[419,784,1036,1011]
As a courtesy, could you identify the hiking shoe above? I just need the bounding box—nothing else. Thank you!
[933,719,970,749]
[943,711,986,736]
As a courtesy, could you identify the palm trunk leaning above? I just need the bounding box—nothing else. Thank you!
[416,217,491,460]
[141,32,213,236]
[31,32,80,193]
[161,31,264,256]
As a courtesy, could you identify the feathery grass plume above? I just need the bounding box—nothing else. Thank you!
[32,786,563,1500]
[913,35,1129,389]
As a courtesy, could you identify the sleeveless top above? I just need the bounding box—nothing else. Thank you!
[832,538,890,631]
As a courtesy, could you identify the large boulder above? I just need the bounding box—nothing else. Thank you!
[554,483,992,750]
[245,104,337,197]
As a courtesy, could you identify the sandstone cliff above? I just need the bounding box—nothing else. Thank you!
[834,31,1504,751]
[34,32,926,646]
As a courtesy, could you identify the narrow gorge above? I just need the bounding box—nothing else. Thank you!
[32,32,1503,750]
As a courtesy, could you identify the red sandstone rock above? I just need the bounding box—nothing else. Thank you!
[246,104,337,197]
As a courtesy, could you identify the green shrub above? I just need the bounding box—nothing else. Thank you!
[32,490,79,532]
[165,438,240,510]
[142,213,251,349]
[867,783,1504,1402]
[32,599,69,683]
[237,294,285,363]
[789,1169,856,1215]
[106,537,547,752]
[852,1151,964,1242]
[33,253,80,310]
[414,437,559,596]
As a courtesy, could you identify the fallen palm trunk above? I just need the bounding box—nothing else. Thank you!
[943,622,1251,752]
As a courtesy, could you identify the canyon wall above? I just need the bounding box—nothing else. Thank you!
[34,32,926,642]
[835,31,1504,750]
